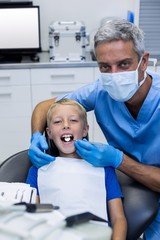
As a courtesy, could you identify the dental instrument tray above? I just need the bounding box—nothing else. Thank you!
[49,21,90,62]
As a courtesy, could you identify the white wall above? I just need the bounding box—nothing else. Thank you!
[33,0,136,51]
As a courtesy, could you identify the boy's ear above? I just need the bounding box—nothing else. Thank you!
[83,124,89,138]
[46,127,52,139]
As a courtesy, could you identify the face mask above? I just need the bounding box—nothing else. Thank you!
[101,58,146,102]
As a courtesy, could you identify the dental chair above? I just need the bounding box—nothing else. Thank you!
[0,147,158,240]
[0,150,32,182]
[116,170,158,240]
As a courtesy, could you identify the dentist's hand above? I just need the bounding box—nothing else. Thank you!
[28,132,55,168]
[74,139,123,168]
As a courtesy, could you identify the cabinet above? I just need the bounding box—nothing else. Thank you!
[0,69,32,163]
[31,68,94,107]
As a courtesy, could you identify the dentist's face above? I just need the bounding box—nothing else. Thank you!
[95,40,149,103]
[96,40,140,74]
[47,104,88,158]
[96,39,149,83]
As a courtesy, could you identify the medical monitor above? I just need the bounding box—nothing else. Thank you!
[0,4,41,62]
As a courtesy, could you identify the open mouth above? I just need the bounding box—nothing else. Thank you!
[61,134,74,142]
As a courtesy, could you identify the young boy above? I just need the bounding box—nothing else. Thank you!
[26,98,127,240]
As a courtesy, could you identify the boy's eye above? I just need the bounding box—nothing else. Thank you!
[70,119,78,122]
[54,120,62,124]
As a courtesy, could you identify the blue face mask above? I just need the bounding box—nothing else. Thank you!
[101,58,146,102]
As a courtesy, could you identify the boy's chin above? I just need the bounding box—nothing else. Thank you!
[60,151,80,159]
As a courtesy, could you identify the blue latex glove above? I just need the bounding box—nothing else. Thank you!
[74,139,123,168]
[28,132,55,168]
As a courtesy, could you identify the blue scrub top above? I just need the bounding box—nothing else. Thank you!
[57,70,160,167]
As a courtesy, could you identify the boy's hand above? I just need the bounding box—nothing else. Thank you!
[28,132,55,168]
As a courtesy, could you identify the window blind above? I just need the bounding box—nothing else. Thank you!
[139,0,160,58]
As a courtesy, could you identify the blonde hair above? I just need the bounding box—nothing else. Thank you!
[47,98,88,127]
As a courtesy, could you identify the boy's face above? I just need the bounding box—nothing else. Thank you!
[47,104,89,158]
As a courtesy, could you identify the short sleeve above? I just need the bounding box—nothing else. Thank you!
[26,166,39,195]
[104,167,123,201]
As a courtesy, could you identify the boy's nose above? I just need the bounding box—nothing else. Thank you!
[63,125,70,129]
[63,121,70,129]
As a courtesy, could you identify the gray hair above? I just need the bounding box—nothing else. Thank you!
[94,19,145,59]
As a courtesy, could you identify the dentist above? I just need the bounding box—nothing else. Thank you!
[29,19,160,240]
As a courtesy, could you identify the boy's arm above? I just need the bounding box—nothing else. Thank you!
[108,198,127,240]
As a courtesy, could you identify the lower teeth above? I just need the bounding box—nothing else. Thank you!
[64,137,71,142]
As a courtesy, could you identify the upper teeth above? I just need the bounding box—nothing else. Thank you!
[61,135,74,142]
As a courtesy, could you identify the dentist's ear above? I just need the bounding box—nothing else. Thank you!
[141,52,149,71]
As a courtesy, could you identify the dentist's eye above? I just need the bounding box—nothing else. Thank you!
[119,60,132,69]
[99,65,110,72]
